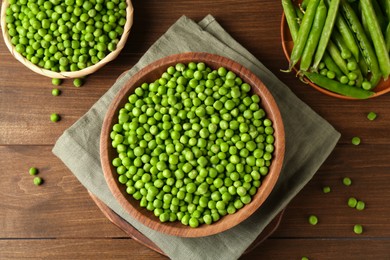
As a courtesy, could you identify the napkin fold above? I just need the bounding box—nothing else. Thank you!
[53,15,340,260]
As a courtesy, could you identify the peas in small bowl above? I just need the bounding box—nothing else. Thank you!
[100,52,285,237]
[1,0,134,78]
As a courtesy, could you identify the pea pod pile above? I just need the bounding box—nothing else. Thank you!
[282,0,390,99]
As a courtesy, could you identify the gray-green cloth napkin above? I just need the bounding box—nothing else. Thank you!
[53,15,340,260]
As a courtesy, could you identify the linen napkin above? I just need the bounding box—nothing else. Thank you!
[53,15,341,260]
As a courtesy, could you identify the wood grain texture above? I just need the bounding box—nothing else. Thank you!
[0,0,389,258]
[100,52,285,237]
[89,192,285,256]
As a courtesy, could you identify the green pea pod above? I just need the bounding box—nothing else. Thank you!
[301,0,311,11]
[327,39,349,75]
[282,0,300,42]
[386,23,390,52]
[312,0,341,71]
[359,3,371,40]
[300,0,327,72]
[361,0,390,80]
[378,0,390,21]
[341,0,382,87]
[303,71,375,99]
[332,30,352,59]
[288,0,321,71]
[372,0,388,33]
[323,51,344,79]
[334,13,360,61]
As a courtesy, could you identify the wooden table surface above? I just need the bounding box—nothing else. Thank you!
[1,0,389,259]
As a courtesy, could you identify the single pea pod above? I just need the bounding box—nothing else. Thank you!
[340,0,382,88]
[378,0,390,21]
[301,0,311,11]
[372,0,388,33]
[327,39,349,75]
[303,71,375,98]
[332,29,352,59]
[282,0,300,42]
[334,13,360,61]
[288,0,321,71]
[300,0,328,72]
[358,56,369,77]
[386,23,390,52]
[323,51,344,79]
[361,0,390,80]
[312,0,341,71]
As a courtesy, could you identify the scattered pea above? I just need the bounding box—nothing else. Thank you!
[308,215,318,225]
[367,112,377,121]
[347,197,357,208]
[33,176,43,186]
[353,224,363,234]
[29,167,38,176]
[73,78,83,87]
[52,88,61,96]
[356,200,365,211]
[52,78,62,86]
[351,137,361,145]
[301,257,309,260]
[50,113,60,122]
[322,186,331,194]
[343,177,352,186]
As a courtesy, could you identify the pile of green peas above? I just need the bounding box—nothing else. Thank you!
[110,62,276,228]
[4,0,127,72]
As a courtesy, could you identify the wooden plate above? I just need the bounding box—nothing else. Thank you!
[89,192,285,256]
[280,2,390,99]
[100,52,285,237]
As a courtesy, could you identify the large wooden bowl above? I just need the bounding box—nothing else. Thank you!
[280,1,390,100]
[0,0,134,79]
[100,52,285,237]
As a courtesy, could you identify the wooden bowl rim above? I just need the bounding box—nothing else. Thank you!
[100,52,285,237]
[0,0,134,79]
[280,9,390,100]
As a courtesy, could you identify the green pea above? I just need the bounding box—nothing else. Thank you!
[50,113,60,122]
[353,224,363,234]
[367,112,377,121]
[322,186,331,194]
[343,177,352,186]
[29,167,38,176]
[308,215,318,225]
[33,176,43,186]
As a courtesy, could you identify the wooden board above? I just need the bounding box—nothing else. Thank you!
[89,192,285,256]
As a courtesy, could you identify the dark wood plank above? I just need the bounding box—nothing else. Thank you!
[242,238,390,260]
[0,238,388,260]
[0,146,126,238]
[0,239,165,260]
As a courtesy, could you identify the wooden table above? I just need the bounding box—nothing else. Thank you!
[1,1,389,259]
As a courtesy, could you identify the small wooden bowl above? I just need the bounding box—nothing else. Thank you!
[100,52,285,237]
[280,3,390,100]
[0,0,134,79]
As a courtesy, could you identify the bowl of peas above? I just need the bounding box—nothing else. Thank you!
[1,0,134,79]
[100,52,285,237]
[281,0,390,100]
